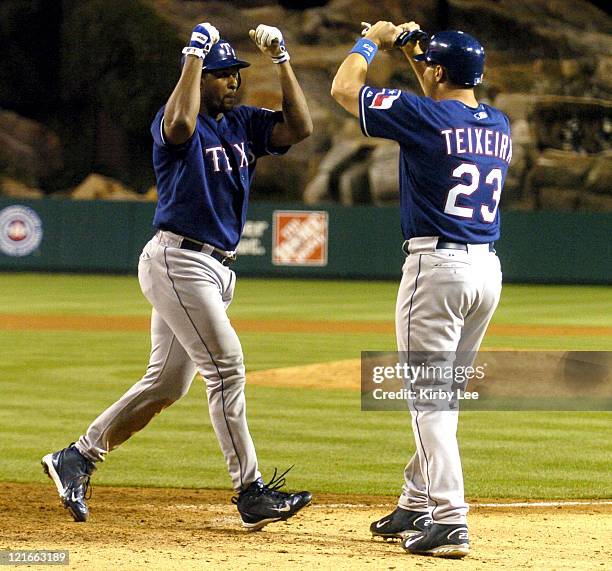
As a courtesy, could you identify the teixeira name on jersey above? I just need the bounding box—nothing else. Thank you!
[440,127,512,163]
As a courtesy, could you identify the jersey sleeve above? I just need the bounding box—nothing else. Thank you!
[359,86,425,143]
[150,106,196,151]
[151,107,171,147]
[240,106,291,158]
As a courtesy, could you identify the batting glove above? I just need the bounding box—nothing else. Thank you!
[182,22,220,60]
[249,24,290,64]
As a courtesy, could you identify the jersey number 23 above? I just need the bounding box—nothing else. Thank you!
[444,163,502,223]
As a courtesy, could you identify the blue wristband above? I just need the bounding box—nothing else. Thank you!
[350,38,378,65]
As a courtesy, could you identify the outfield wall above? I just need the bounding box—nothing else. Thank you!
[0,198,609,283]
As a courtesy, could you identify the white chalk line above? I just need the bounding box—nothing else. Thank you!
[168,500,612,511]
[477,500,612,508]
[314,500,612,510]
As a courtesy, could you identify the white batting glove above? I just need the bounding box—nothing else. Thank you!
[182,22,220,60]
[249,24,290,64]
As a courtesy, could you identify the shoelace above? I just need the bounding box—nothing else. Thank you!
[66,476,93,501]
[266,466,291,490]
[261,466,293,498]
[232,465,295,504]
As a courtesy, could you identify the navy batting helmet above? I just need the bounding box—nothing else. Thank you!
[413,30,485,87]
[203,39,250,72]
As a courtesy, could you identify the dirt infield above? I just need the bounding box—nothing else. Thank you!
[2,313,612,337]
[1,483,609,569]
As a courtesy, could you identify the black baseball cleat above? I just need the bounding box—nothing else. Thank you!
[370,507,432,539]
[233,467,312,531]
[402,523,470,558]
[41,444,96,522]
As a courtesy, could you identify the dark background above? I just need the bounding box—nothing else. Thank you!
[0,0,610,206]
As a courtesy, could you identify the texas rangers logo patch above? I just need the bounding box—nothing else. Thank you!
[368,90,401,110]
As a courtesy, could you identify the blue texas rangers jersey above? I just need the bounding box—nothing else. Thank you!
[151,106,288,251]
[359,87,512,243]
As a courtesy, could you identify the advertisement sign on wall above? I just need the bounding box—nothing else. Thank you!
[272,210,328,266]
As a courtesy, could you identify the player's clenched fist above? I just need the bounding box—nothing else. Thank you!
[363,20,404,50]
[182,22,220,60]
[396,22,426,54]
[249,24,290,64]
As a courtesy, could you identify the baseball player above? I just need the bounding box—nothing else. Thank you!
[42,21,313,531]
[332,22,511,558]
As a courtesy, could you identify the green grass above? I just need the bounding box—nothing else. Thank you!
[2,273,611,327]
[1,273,148,315]
[0,273,611,498]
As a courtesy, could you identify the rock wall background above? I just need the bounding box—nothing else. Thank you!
[0,0,610,209]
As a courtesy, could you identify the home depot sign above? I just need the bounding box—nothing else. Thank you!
[272,210,328,266]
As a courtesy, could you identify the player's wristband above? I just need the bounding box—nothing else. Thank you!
[271,51,290,64]
[271,42,290,64]
[182,46,206,60]
[350,38,378,65]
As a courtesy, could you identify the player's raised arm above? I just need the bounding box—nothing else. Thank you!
[163,22,220,145]
[397,22,429,94]
[249,25,313,146]
[331,21,403,117]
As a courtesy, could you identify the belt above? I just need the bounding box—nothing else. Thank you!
[179,237,237,266]
[436,241,468,251]
[436,241,495,252]
[402,240,495,254]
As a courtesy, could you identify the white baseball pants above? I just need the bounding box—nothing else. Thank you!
[76,231,260,491]
[395,237,502,524]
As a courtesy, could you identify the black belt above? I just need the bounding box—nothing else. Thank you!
[180,237,237,266]
[402,240,495,254]
[436,241,468,251]
[436,241,495,252]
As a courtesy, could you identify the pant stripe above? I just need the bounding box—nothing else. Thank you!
[162,247,244,489]
[406,254,440,519]
[406,254,422,356]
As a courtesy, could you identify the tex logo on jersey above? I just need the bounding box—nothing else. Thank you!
[367,89,401,110]
[205,141,255,172]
